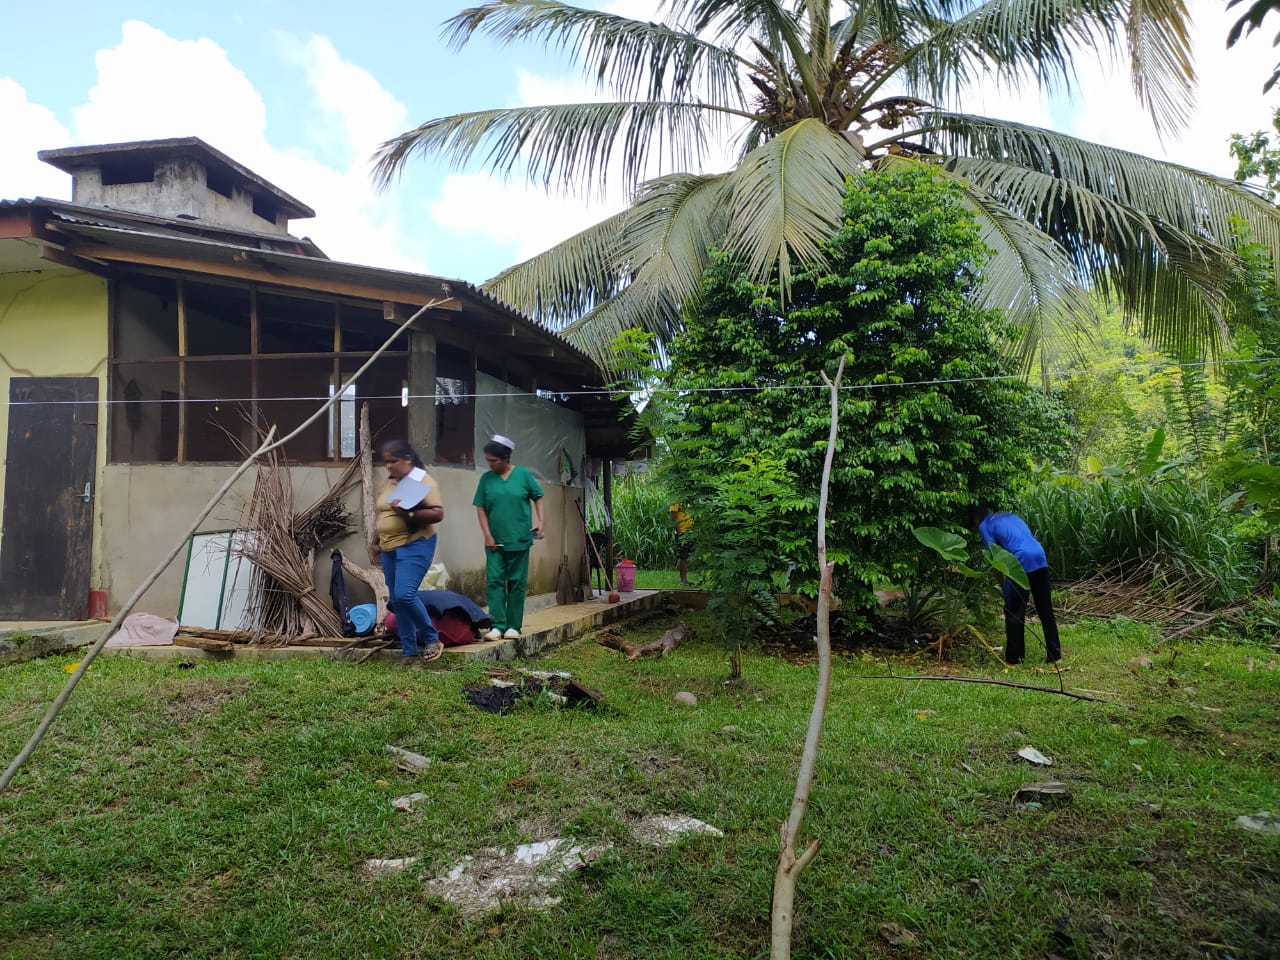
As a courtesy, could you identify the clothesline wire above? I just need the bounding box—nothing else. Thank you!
[7,353,1279,406]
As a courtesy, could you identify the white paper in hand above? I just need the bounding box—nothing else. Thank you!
[390,474,432,509]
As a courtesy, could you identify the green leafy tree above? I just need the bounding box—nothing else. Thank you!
[700,452,802,678]
[376,0,1280,367]
[1222,220,1280,464]
[653,167,1070,616]
[1230,106,1280,201]
[1049,303,1232,473]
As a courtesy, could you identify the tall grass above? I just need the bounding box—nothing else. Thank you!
[1020,474,1260,607]
[603,473,677,568]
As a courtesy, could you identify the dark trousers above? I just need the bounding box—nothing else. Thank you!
[1003,567,1061,663]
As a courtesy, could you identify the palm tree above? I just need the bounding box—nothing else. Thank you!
[375,0,1280,369]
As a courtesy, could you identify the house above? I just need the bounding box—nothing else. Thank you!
[0,137,634,621]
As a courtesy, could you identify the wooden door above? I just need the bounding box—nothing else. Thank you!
[0,378,99,619]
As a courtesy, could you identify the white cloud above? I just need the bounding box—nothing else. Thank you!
[0,79,72,200]
[431,172,616,263]
[3,21,426,273]
[278,33,408,167]
[73,21,270,158]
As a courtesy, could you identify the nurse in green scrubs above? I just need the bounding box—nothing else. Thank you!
[473,434,544,640]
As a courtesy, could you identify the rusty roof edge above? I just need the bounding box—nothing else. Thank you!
[30,197,326,256]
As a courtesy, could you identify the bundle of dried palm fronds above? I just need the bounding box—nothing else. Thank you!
[295,454,361,553]
[229,440,361,642]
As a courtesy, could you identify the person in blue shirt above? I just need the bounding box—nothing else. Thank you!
[971,505,1061,665]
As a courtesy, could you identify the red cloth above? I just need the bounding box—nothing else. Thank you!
[433,610,478,646]
[384,609,478,646]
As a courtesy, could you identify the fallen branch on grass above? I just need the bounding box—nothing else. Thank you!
[854,672,1109,703]
[175,626,295,646]
[352,638,395,665]
[596,623,690,660]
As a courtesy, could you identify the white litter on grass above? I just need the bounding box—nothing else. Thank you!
[1236,811,1280,835]
[426,838,610,917]
[1017,746,1053,766]
[392,792,428,812]
[519,669,573,681]
[632,814,724,846]
[362,857,419,878]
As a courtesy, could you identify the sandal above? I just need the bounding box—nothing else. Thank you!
[421,642,445,663]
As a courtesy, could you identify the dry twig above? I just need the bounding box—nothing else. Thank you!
[854,671,1109,703]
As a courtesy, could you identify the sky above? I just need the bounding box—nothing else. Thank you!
[2,1,1277,287]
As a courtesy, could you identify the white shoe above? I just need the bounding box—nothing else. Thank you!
[503,628,521,639]
[481,628,502,641]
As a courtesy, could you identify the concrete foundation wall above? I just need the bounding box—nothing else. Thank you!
[99,462,588,621]
[0,269,110,590]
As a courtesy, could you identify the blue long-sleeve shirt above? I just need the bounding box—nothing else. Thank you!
[978,512,1048,574]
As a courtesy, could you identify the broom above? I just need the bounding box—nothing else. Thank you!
[555,492,578,604]
[555,555,576,604]
[575,498,618,602]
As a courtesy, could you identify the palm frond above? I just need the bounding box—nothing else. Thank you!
[372,100,731,195]
[442,1,749,108]
[835,0,929,46]
[897,0,1194,131]
[890,156,1097,370]
[675,0,810,51]
[938,153,1236,356]
[720,119,864,298]
[903,112,1280,254]
[1123,0,1195,131]
[610,173,733,321]
[483,207,633,324]
[558,280,679,367]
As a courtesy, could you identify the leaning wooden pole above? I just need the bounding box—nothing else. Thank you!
[1,302,439,793]
[771,355,845,959]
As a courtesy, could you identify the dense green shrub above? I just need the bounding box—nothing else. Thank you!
[650,167,1072,613]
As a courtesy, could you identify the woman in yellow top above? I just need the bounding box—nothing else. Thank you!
[373,439,445,665]
[670,502,692,586]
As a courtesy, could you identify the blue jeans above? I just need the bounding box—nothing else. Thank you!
[380,535,439,656]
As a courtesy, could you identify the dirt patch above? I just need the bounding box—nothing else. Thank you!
[757,610,926,663]
[151,677,252,723]
[424,838,611,917]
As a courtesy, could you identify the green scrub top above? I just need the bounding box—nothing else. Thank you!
[473,464,544,551]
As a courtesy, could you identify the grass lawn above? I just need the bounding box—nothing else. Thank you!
[1,612,1278,959]
[633,566,690,590]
